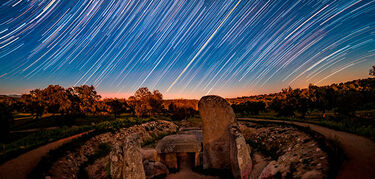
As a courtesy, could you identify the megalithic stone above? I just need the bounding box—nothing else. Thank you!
[198,95,236,169]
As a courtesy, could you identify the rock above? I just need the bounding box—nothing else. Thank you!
[47,120,177,179]
[301,170,324,179]
[199,95,236,169]
[141,148,159,162]
[259,161,279,179]
[250,153,270,179]
[86,156,111,179]
[156,134,201,153]
[160,153,178,169]
[241,123,329,178]
[110,135,146,179]
[178,127,203,142]
[156,134,202,169]
[110,144,123,179]
[229,123,252,179]
[143,161,169,179]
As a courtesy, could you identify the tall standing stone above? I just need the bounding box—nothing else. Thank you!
[110,135,146,179]
[198,95,236,169]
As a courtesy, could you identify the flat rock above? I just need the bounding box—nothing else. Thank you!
[156,134,201,153]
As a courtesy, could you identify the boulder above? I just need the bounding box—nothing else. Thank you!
[198,95,236,169]
[141,148,159,162]
[259,161,280,179]
[229,123,252,179]
[301,170,324,179]
[110,135,146,179]
[160,153,178,169]
[143,161,169,179]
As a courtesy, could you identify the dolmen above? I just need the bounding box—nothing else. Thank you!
[156,134,201,169]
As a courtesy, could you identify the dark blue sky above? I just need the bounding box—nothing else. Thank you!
[0,0,375,98]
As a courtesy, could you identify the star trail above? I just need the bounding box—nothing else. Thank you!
[0,0,375,98]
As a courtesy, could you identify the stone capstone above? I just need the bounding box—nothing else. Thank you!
[156,134,201,153]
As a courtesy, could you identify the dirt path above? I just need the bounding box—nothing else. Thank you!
[239,118,375,179]
[0,131,92,179]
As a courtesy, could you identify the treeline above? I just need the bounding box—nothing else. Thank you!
[230,77,375,118]
[1,85,198,120]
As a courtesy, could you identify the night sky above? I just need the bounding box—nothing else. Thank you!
[0,0,375,99]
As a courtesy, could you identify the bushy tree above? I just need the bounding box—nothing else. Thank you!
[104,98,127,119]
[270,87,296,117]
[130,87,164,117]
[73,85,101,115]
[0,103,13,142]
[370,65,375,77]
[232,101,265,115]
[20,91,45,119]
[168,102,196,120]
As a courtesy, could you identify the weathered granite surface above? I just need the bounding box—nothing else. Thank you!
[199,95,236,169]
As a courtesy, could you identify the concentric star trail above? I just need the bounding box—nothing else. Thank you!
[0,0,374,98]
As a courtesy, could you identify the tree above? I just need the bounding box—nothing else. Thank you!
[370,65,375,77]
[0,103,13,142]
[231,101,265,115]
[294,89,311,119]
[149,90,163,114]
[308,85,336,117]
[20,90,45,119]
[168,102,196,120]
[131,87,164,117]
[270,87,296,117]
[334,84,361,117]
[104,98,127,119]
[127,96,137,116]
[43,85,79,116]
[73,85,101,115]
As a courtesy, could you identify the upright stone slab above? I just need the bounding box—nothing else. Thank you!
[198,95,236,169]
[229,123,252,179]
[110,135,146,179]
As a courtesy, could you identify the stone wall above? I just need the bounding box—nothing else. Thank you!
[46,120,178,179]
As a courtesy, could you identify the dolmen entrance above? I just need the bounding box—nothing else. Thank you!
[154,95,252,179]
